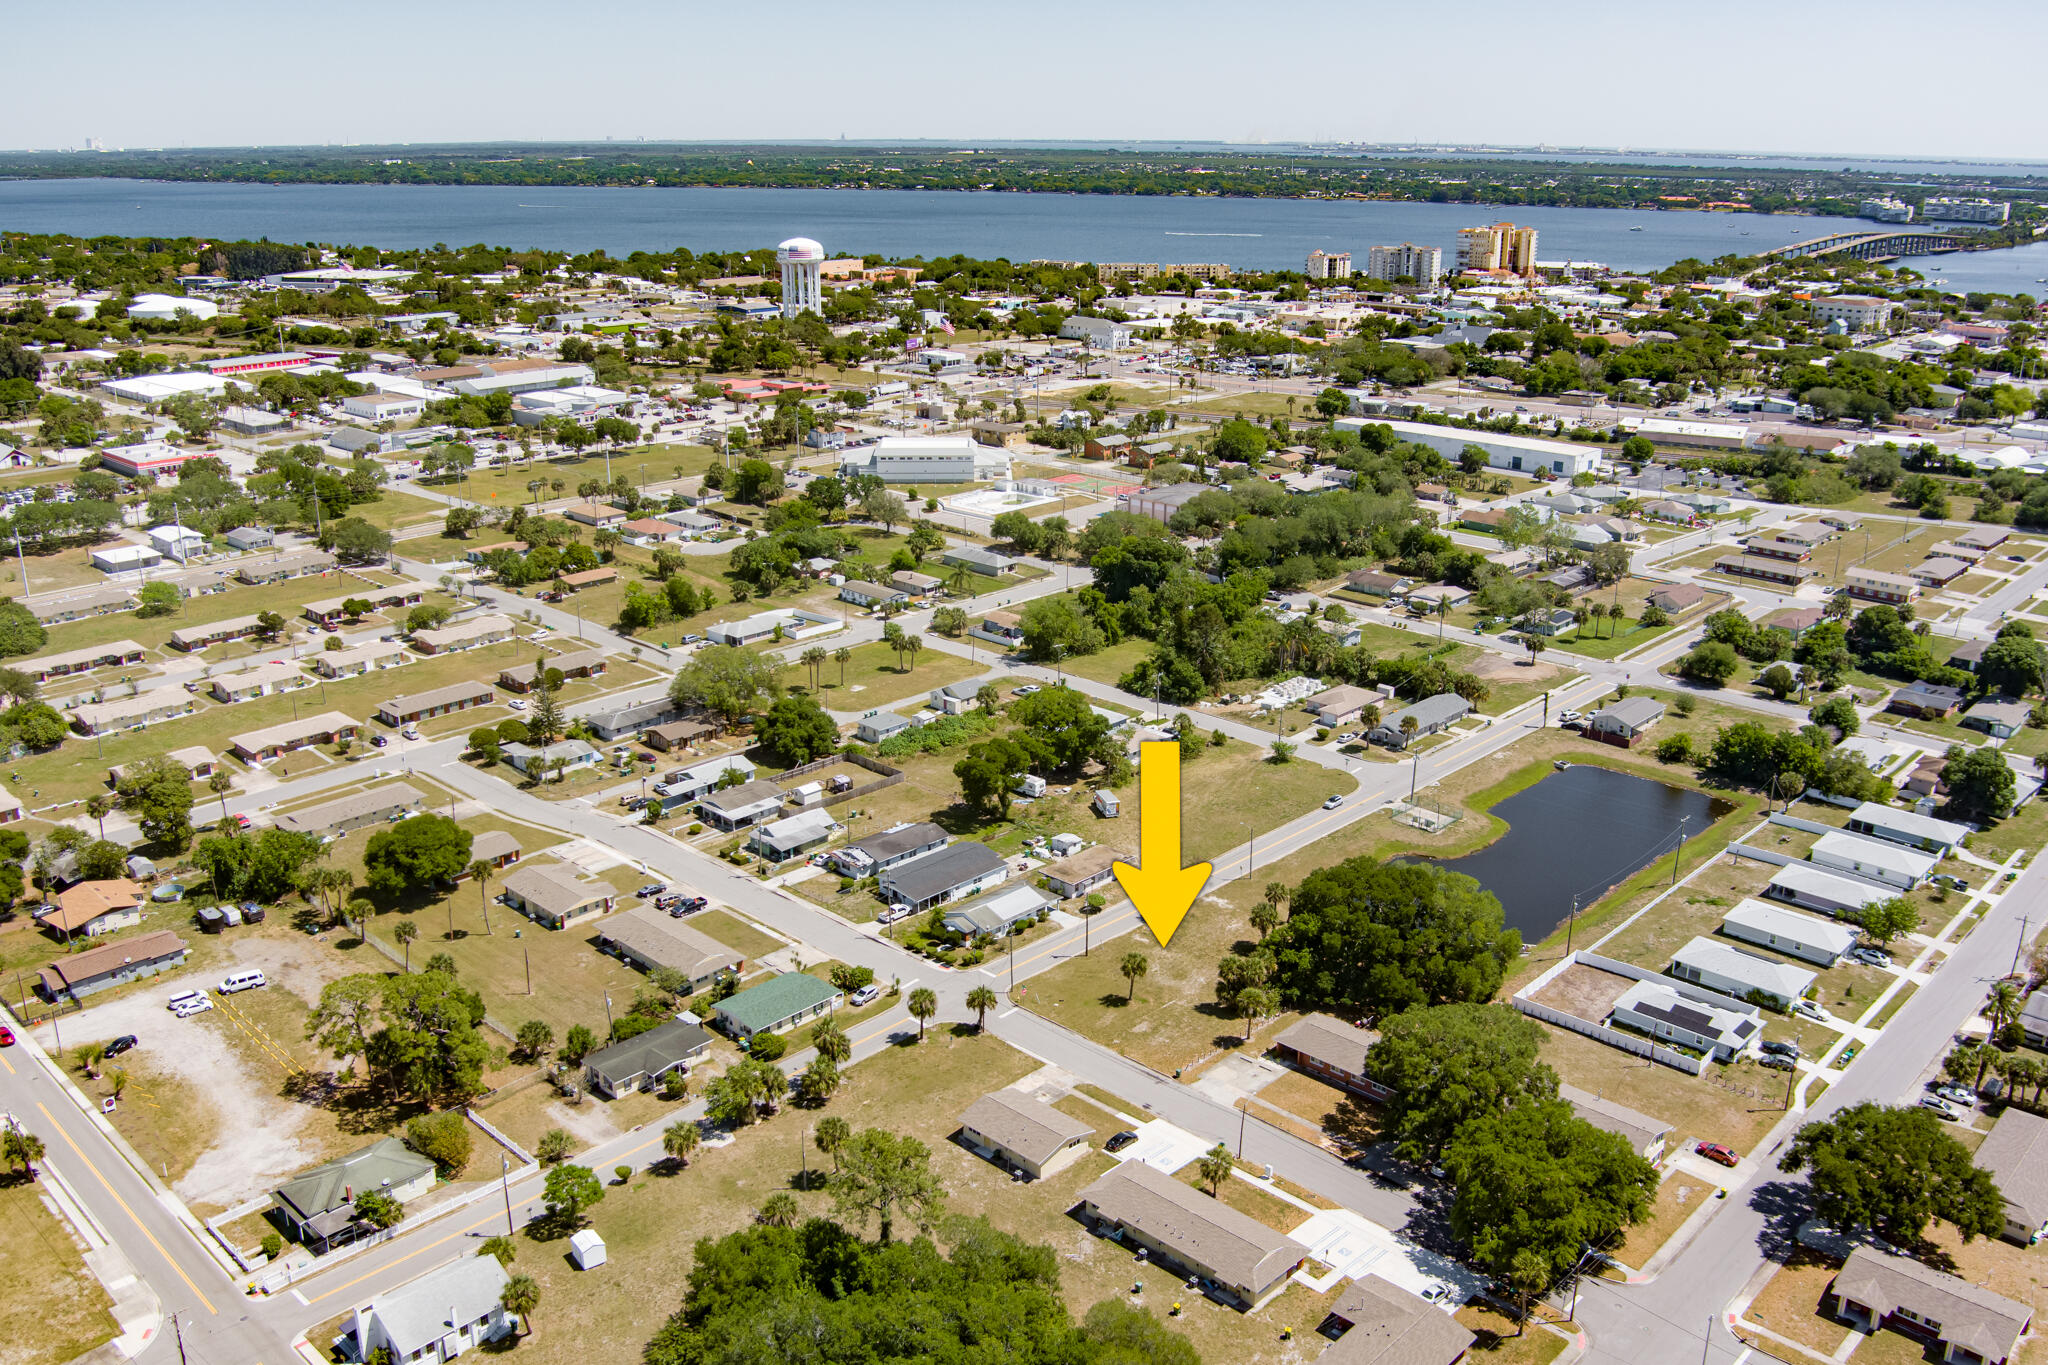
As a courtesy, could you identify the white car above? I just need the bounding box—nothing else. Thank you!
[508,698,528,711]
[1848,947,1892,968]
[1793,999,1830,1022]
[1919,1095,1960,1121]
[849,984,882,1007]
[1557,709,1582,723]
[167,990,213,1017]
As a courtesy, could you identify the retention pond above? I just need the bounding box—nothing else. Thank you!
[1420,765,1731,943]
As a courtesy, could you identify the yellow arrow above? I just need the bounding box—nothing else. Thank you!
[1112,740,1212,947]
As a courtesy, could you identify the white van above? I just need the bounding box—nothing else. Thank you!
[217,970,267,995]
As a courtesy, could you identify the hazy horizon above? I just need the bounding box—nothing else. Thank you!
[12,0,2043,163]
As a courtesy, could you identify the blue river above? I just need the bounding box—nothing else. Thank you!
[1,178,2040,293]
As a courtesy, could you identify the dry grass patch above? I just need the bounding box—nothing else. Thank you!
[1738,1248,1854,1354]
[1536,1025,1788,1155]
[1455,1304,1569,1365]
[0,1181,118,1365]
[1603,1173,1715,1271]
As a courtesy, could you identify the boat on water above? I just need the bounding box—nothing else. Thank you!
[1628,225,1643,232]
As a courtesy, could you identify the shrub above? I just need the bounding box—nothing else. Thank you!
[260,1232,284,1261]
[404,1111,474,1176]
[747,1032,788,1062]
[1655,733,1695,764]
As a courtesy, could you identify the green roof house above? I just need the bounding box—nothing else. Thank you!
[712,972,844,1039]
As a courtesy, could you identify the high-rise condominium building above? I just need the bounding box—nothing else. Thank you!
[1364,243,1443,286]
[1456,222,1539,278]
[1304,250,1352,280]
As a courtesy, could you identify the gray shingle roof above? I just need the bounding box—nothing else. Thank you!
[1078,1159,1307,1295]
[958,1090,1092,1166]
[1832,1245,2030,1363]
[880,842,1005,903]
[1319,1274,1477,1365]
[1274,1013,1375,1077]
[274,1137,433,1222]
[583,1018,711,1090]
[1975,1107,2048,1234]
[367,1255,509,1358]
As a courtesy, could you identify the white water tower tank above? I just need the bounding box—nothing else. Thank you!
[777,237,825,318]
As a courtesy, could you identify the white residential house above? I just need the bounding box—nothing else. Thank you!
[1669,935,1816,1010]
[1843,801,1969,856]
[1720,899,1859,967]
[1810,831,1938,890]
[1610,979,1762,1062]
[349,1255,512,1363]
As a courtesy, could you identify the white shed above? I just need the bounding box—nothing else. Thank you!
[569,1228,607,1269]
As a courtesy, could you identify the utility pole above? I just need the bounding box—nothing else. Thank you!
[501,1153,513,1234]
[1671,816,1691,887]
[1565,894,1579,955]
[2012,913,2032,980]
[172,1311,189,1365]
[1237,1098,1248,1158]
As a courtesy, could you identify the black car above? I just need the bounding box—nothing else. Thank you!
[371,734,389,748]
[1104,1131,1139,1154]
[1760,1054,1796,1072]
[1760,1039,1800,1058]
[104,1034,139,1057]
[636,883,667,898]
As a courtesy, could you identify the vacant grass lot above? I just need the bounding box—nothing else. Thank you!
[1602,1172,1715,1272]
[474,1032,1338,1365]
[1737,1248,1854,1355]
[796,639,983,712]
[0,1181,118,1365]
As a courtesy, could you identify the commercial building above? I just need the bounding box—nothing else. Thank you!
[1669,935,1816,1009]
[272,784,424,838]
[1365,243,1442,285]
[277,1137,436,1253]
[957,1089,1093,1181]
[1810,296,1895,332]
[713,972,843,1039]
[375,681,496,727]
[1859,197,1915,223]
[348,1255,511,1361]
[1077,1160,1309,1309]
[597,908,744,991]
[1115,482,1210,525]
[1456,222,1539,278]
[95,442,200,480]
[101,373,227,405]
[839,435,1010,484]
[417,356,595,397]
[510,385,633,426]
[1340,418,1602,478]
[1060,315,1133,349]
[339,391,425,422]
[1303,250,1352,280]
[1720,899,1859,967]
[501,862,615,930]
[38,929,188,1003]
[582,1018,713,1099]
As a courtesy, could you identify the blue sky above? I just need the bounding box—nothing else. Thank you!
[11,0,2044,160]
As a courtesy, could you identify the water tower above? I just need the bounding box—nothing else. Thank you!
[777,237,824,318]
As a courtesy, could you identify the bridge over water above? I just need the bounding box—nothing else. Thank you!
[1765,229,1978,260]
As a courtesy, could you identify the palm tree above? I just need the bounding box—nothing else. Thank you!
[966,985,998,1032]
[903,635,923,673]
[758,1192,800,1228]
[207,770,235,823]
[881,622,907,671]
[107,1067,128,1102]
[1119,951,1149,1005]
[1399,715,1420,749]
[85,795,112,840]
[1525,633,1548,667]
[1249,903,1279,941]
[500,1273,540,1337]
[815,1115,850,1173]
[801,646,828,692]
[394,920,418,971]
[834,646,852,688]
[1436,597,1450,642]
[663,1119,701,1169]
[76,1042,106,1080]
[1989,980,2023,1037]
[3,1127,45,1181]
[810,1018,850,1065]
[945,565,973,596]
[907,987,937,1040]
[468,860,496,935]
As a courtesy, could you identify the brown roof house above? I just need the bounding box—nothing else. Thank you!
[1077,1159,1308,1309]
[38,930,188,1002]
[1827,1245,2031,1365]
[1314,1275,1476,1365]
[956,1089,1093,1180]
[1272,1013,1389,1100]
[41,879,145,939]
[597,907,744,992]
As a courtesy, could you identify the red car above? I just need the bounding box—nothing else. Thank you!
[1695,1141,1739,1168]
[0,1025,15,1046]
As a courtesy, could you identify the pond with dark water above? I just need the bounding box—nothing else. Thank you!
[1418,765,1730,943]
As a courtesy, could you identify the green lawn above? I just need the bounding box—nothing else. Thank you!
[432,443,719,511]
[797,639,984,712]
